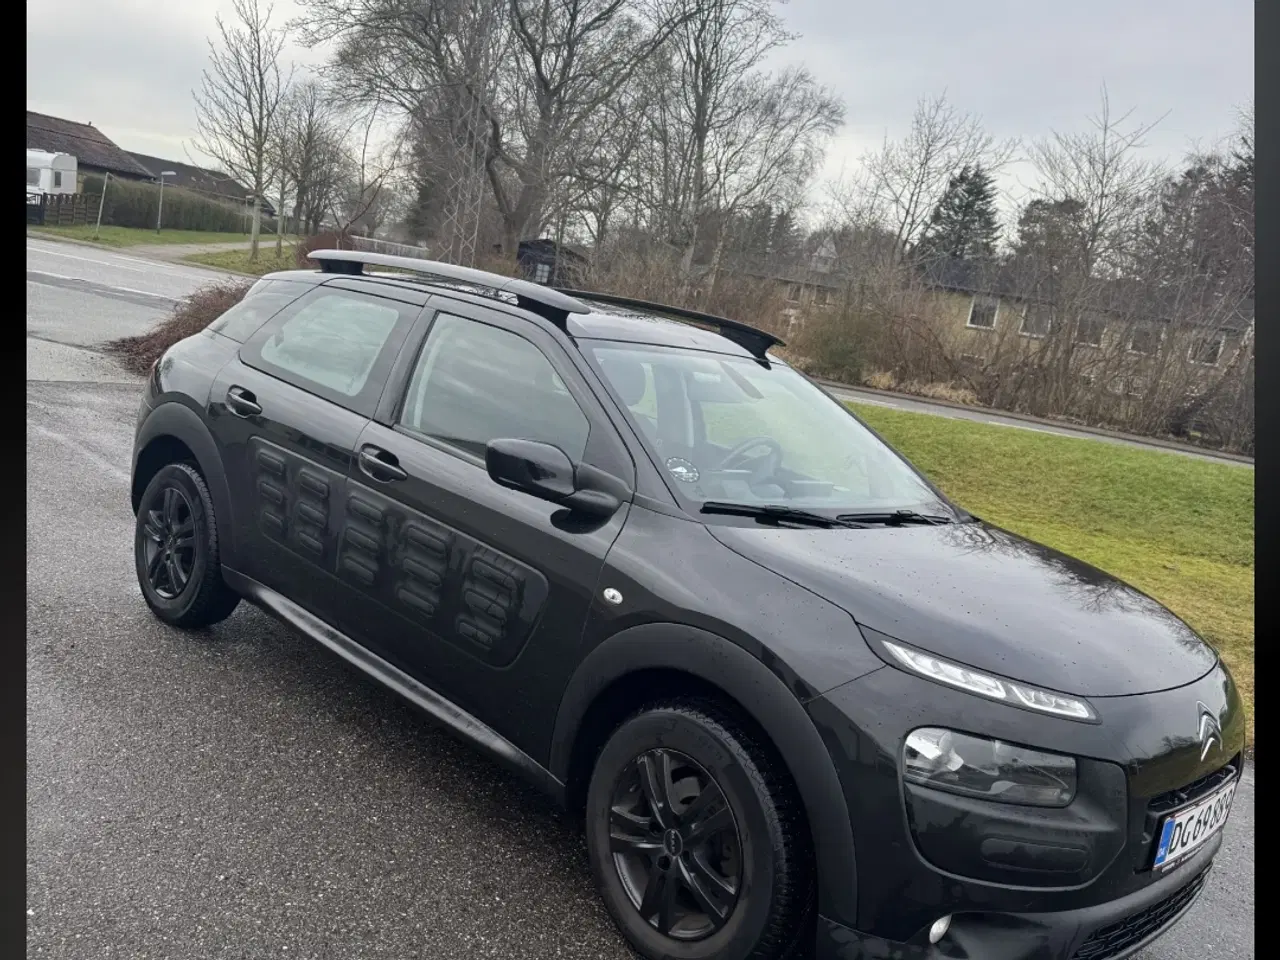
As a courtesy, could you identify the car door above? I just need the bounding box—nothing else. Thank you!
[338,297,635,747]
[208,278,427,650]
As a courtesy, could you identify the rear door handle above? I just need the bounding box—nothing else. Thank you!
[358,446,408,483]
[226,386,262,418]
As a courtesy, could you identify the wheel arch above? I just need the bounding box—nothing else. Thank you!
[132,401,238,567]
[549,622,858,925]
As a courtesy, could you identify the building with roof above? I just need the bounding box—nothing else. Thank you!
[27,111,154,183]
[126,152,275,218]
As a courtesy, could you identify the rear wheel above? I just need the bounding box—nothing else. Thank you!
[586,701,813,960]
[134,463,239,628]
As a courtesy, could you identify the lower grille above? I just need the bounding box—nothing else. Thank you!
[1072,869,1209,960]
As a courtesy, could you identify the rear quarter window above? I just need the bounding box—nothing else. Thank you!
[207,279,311,342]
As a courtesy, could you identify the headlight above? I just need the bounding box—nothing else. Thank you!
[882,640,1097,722]
[903,728,1077,807]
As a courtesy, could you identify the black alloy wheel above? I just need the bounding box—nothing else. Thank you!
[134,462,240,628]
[140,485,196,600]
[586,701,813,960]
[609,748,741,939]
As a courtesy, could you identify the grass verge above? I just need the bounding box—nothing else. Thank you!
[848,402,1255,749]
[183,244,299,276]
[29,225,255,247]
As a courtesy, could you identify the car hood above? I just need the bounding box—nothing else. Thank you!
[707,520,1218,697]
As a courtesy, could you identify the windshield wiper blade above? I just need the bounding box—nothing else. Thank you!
[700,501,869,529]
[835,510,954,526]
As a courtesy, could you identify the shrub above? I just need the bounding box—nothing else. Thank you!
[106,280,252,374]
[81,174,275,234]
[294,231,351,268]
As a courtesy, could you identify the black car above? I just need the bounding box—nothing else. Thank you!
[130,250,1245,960]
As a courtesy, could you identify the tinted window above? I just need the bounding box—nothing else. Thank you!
[257,289,406,397]
[208,279,309,342]
[400,313,589,460]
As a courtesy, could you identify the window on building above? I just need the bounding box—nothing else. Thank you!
[1075,316,1106,347]
[533,262,551,284]
[1128,326,1162,356]
[1019,304,1053,338]
[814,287,831,306]
[966,296,999,329]
[1189,332,1225,366]
[26,168,39,186]
[786,283,802,303]
[52,171,63,188]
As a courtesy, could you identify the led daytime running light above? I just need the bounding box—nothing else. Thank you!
[883,641,1095,721]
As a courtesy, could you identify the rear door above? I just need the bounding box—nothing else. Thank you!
[208,279,427,650]
[338,298,635,746]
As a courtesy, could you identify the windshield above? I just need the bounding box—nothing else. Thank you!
[586,341,953,514]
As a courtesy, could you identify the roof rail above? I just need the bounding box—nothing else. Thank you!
[555,288,785,359]
[307,249,590,326]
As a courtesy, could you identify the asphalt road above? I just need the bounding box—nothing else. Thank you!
[26,238,1255,959]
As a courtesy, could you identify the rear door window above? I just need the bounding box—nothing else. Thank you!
[242,285,422,417]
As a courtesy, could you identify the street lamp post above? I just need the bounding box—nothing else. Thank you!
[156,171,176,233]
[92,172,113,241]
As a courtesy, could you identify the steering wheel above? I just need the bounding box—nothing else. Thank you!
[714,436,783,484]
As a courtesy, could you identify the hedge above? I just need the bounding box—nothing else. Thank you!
[80,173,277,234]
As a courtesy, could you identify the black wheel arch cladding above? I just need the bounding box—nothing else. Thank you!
[550,622,858,925]
[133,401,238,567]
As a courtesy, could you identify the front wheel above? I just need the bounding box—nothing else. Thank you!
[134,462,239,628]
[585,701,813,960]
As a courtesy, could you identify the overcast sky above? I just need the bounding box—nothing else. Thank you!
[27,0,1252,212]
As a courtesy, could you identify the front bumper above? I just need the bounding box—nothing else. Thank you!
[815,841,1217,959]
[806,660,1245,959]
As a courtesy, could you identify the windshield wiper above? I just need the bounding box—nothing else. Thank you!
[835,510,954,526]
[700,501,869,529]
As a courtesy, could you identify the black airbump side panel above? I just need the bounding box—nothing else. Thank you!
[341,487,549,667]
[249,438,343,569]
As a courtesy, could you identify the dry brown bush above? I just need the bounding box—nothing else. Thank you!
[106,280,253,375]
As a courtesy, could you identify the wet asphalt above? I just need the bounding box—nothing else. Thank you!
[25,239,1254,959]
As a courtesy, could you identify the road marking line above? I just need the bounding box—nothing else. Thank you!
[27,244,220,281]
[27,270,178,302]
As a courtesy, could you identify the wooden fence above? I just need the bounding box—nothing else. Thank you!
[26,193,89,227]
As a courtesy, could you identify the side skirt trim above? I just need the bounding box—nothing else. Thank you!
[222,567,566,803]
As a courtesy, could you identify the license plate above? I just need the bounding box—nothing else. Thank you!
[1152,779,1237,870]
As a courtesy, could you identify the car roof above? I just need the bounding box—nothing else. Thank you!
[261,268,769,360]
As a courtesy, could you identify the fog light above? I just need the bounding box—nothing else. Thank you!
[928,914,951,944]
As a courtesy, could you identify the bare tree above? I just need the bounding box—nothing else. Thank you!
[276,79,349,236]
[192,0,293,262]
[1026,87,1167,277]
[860,92,1016,256]
[295,0,690,256]
[329,106,406,238]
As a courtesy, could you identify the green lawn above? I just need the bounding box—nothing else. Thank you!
[847,402,1254,747]
[30,225,254,247]
[183,243,301,276]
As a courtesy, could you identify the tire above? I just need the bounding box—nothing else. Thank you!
[134,462,240,629]
[585,700,814,960]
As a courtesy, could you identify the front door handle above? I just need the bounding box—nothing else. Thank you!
[226,386,262,418]
[358,446,408,482]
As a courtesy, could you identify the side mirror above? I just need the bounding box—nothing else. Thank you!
[485,438,630,519]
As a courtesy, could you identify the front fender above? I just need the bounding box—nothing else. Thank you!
[549,622,859,926]
[132,400,238,567]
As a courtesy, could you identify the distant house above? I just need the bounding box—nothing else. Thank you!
[126,152,276,218]
[27,111,154,184]
[517,238,589,286]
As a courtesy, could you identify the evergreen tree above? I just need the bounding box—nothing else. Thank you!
[916,164,1001,260]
